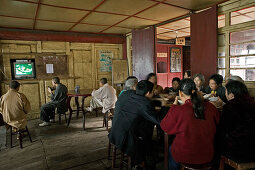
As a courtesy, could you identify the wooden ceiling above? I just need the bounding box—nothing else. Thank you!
[0,0,226,35]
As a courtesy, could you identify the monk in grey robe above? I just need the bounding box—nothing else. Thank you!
[86,78,117,113]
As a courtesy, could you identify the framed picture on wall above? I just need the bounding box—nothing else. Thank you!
[170,47,181,72]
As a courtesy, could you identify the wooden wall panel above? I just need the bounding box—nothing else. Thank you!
[0,40,123,119]
[132,27,155,81]
[190,6,217,83]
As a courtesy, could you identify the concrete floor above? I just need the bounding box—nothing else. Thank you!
[0,113,164,170]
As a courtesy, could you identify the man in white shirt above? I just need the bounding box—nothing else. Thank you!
[86,78,117,113]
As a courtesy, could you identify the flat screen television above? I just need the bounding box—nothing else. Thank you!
[11,59,36,80]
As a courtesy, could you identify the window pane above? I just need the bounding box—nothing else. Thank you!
[218,15,225,28]
[231,6,255,25]
[230,28,255,44]
[218,47,225,57]
[230,42,255,56]
[230,56,255,68]
[218,69,225,79]
[230,69,255,81]
[218,58,225,68]
[218,34,225,46]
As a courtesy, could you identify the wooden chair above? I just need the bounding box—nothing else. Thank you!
[6,125,32,149]
[103,108,114,130]
[219,155,255,170]
[180,163,212,170]
[54,106,67,125]
[108,142,145,170]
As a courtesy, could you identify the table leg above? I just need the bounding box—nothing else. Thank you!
[75,97,79,119]
[82,96,87,130]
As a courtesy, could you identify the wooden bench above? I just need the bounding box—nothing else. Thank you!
[220,155,255,170]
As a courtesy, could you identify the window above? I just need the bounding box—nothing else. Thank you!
[218,3,255,82]
[231,6,255,25]
[229,28,255,81]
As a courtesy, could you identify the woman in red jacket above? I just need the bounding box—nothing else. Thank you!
[161,79,220,170]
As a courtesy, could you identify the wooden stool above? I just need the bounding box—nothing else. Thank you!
[55,107,67,125]
[103,109,114,130]
[220,155,255,170]
[7,125,32,149]
[180,163,212,170]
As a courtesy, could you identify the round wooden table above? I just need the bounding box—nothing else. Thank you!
[67,89,92,130]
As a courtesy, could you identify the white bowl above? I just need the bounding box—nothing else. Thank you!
[208,97,218,101]
[203,94,211,99]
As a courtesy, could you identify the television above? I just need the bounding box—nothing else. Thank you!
[11,59,36,80]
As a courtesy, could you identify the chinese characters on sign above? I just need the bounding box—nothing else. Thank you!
[99,51,113,72]
[170,47,181,72]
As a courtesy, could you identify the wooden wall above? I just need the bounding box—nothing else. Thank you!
[0,40,123,119]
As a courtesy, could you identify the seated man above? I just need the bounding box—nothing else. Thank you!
[39,77,68,127]
[164,77,181,94]
[119,76,138,96]
[86,78,117,114]
[109,80,160,169]
[0,81,31,130]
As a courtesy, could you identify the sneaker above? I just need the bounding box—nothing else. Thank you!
[85,107,93,112]
[39,122,51,127]
[49,119,55,123]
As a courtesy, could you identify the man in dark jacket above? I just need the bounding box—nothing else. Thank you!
[109,80,160,169]
[39,77,68,127]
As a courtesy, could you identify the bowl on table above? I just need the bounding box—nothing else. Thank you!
[208,97,218,101]
[203,94,212,99]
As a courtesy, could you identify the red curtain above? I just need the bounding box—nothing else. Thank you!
[132,27,155,80]
[190,6,217,83]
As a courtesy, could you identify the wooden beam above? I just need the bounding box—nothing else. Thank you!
[33,0,42,30]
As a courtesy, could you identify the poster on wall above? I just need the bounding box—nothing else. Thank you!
[170,47,181,72]
[99,50,113,72]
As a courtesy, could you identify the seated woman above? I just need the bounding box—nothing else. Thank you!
[146,73,163,96]
[160,79,220,170]
[184,70,191,79]
[204,74,227,106]
[193,73,206,93]
[219,80,255,162]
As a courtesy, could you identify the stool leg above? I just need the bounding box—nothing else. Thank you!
[18,132,23,149]
[103,114,106,127]
[26,126,32,143]
[120,152,124,170]
[128,156,132,170]
[181,165,185,170]
[219,158,225,170]
[59,113,61,125]
[64,113,67,123]
[107,142,111,160]
[112,146,117,169]
[10,127,13,148]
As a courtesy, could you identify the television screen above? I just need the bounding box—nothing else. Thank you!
[11,59,36,79]
[15,63,33,76]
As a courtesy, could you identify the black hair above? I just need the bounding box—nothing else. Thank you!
[136,80,154,96]
[9,81,20,89]
[225,80,248,98]
[179,79,205,119]
[184,70,191,77]
[52,77,60,84]
[146,73,156,81]
[209,74,223,85]
[126,76,137,80]
[100,78,107,84]
[172,77,181,83]
[193,73,205,83]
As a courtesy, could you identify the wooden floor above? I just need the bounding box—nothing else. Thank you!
[0,114,164,170]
